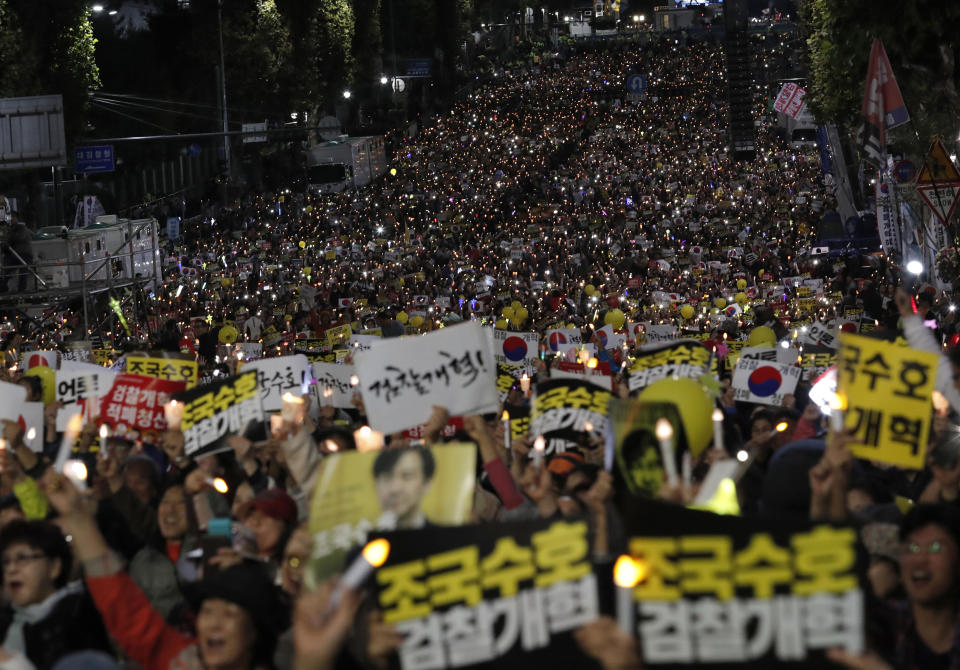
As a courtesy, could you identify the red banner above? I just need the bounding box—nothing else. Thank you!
[101,374,186,435]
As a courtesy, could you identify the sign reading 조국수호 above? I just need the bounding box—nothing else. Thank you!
[627,340,711,393]
[311,362,357,409]
[371,518,597,670]
[731,359,801,407]
[530,378,612,457]
[620,498,865,668]
[357,321,498,436]
[837,333,938,469]
[173,370,264,458]
[493,329,540,367]
[241,354,311,412]
[126,354,198,388]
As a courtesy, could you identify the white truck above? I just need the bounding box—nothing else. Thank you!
[305,135,387,194]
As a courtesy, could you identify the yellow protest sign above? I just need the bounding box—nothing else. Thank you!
[325,324,353,347]
[837,333,937,468]
[126,354,199,388]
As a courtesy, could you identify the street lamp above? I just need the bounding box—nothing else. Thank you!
[380,76,388,85]
[343,90,352,99]
[92,4,104,11]
[906,260,924,275]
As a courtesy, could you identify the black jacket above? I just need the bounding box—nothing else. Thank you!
[0,586,112,670]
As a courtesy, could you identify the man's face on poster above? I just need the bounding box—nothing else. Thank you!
[374,451,431,522]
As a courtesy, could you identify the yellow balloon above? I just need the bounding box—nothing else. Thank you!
[748,326,777,347]
[608,308,626,330]
[396,311,409,324]
[495,319,509,329]
[303,266,311,275]
[24,366,55,405]
[585,284,596,296]
[735,292,748,305]
[715,298,727,309]
[511,300,523,312]
[299,241,306,249]
[502,306,515,321]
[680,304,695,320]
[516,307,529,323]
[218,325,239,344]
[409,315,424,328]
[736,279,747,290]
[221,278,233,288]
[639,377,714,457]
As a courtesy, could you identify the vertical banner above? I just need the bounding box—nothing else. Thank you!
[371,518,596,670]
[837,333,937,468]
[620,498,865,668]
[875,171,900,256]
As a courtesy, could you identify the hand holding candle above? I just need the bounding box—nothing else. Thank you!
[655,418,678,486]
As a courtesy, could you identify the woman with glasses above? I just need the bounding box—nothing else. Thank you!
[0,520,110,669]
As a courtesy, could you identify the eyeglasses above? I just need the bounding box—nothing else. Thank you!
[2,552,46,569]
[903,541,943,555]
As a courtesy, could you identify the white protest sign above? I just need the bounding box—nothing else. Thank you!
[549,366,612,390]
[242,354,311,411]
[0,382,26,423]
[55,366,117,429]
[645,324,679,343]
[739,346,799,366]
[592,324,626,351]
[492,329,540,367]
[732,359,802,406]
[545,328,582,354]
[357,321,497,435]
[801,321,838,349]
[349,334,381,353]
[19,402,44,453]
[21,351,58,370]
[312,362,358,409]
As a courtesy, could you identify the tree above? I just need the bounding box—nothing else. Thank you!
[304,0,355,117]
[223,0,293,116]
[1,0,100,139]
[801,0,960,157]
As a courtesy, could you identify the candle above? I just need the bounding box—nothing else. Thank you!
[55,413,84,474]
[502,410,511,450]
[613,555,643,635]
[24,428,36,450]
[711,408,725,453]
[830,394,846,433]
[206,477,229,494]
[164,400,184,430]
[520,372,530,396]
[62,458,88,490]
[655,418,678,486]
[99,424,109,457]
[281,392,305,422]
[328,538,391,612]
[354,425,384,452]
[532,435,546,469]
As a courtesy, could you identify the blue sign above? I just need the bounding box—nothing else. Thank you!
[74,145,114,174]
[166,217,180,241]
[404,59,431,78]
[626,73,647,94]
[894,160,916,184]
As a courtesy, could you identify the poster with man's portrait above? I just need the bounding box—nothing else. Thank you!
[307,443,476,584]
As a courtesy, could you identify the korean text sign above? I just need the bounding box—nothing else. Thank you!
[628,341,711,393]
[173,370,264,458]
[101,374,185,435]
[372,518,596,670]
[837,333,937,469]
[242,354,311,412]
[530,378,612,457]
[622,499,865,668]
[357,321,497,435]
[312,362,357,409]
[126,354,198,389]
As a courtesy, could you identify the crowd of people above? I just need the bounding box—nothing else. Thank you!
[0,30,957,670]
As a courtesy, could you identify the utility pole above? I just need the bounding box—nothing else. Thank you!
[217,0,231,177]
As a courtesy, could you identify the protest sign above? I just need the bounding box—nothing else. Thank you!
[371,517,596,670]
[627,341,711,393]
[496,363,527,402]
[545,328,582,353]
[21,351,58,370]
[308,444,476,582]
[800,321,837,349]
[173,370,264,458]
[798,346,837,382]
[731,359,801,406]
[350,334,381,353]
[493,329,540,367]
[837,333,937,469]
[242,354,311,411]
[549,361,613,390]
[55,366,117,429]
[530,378,612,456]
[312,362,357,409]
[0,382,26,424]
[402,416,466,441]
[357,322,497,435]
[126,353,198,388]
[217,342,263,360]
[620,498,864,668]
[101,374,186,435]
[592,324,626,352]
[739,346,800,366]
[19,402,43,453]
[326,324,353,347]
[645,324,679,344]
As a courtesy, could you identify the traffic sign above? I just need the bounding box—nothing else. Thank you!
[74,145,114,174]
[893,159,916,183]
[917,182,960,225]
[916,138,960,184]
[626,73,647,95]
[242,120,268,144]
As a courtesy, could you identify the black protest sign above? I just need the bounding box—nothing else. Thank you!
[627,340,711,393]
[530,378,612,456]
[620,498,866,669]
[174,370,264,457]
[372,518,597,670]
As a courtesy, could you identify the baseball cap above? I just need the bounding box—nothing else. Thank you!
[241,488,298,525]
